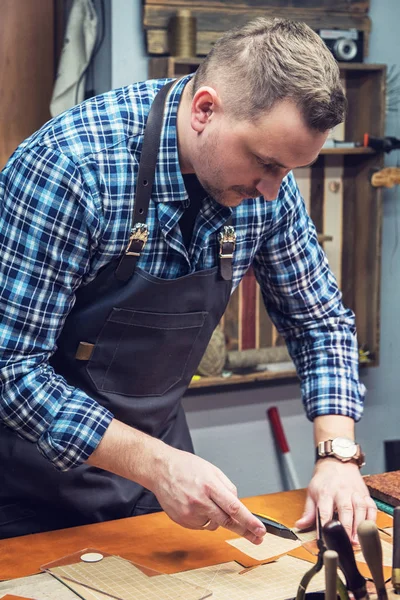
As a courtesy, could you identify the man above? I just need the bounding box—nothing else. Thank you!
[0,17,376,542]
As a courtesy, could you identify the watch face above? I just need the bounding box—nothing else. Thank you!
[331,437,357,458]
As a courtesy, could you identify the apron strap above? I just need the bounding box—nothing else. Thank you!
[115,79,176,282]
[218,215,235,281]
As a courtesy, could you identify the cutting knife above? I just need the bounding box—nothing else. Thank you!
[252,512,299,541]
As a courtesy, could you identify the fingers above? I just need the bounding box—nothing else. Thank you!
[196,499,265,544]
[351,493,377,543]
[329,492,377,544]
[209,488,266,542]
[336,497,354,542]
[365,496,378,522]
[199,513,263,544]
[295,494,316,529]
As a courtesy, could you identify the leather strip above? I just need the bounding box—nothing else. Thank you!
[75,342,94,361]
[219,216,234,281]
[115,79,177,282]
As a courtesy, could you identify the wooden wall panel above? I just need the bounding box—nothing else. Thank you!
[0,0,58,169]
[143,3,371,56]
[239,267,257,350]
[145,0,370,11]
[323,156,344,287]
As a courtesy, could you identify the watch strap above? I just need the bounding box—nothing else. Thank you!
[315,439,365,468]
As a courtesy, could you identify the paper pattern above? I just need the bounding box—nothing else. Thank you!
[48,555,211,600]
[226,532,301,560]
[173,555,326,600]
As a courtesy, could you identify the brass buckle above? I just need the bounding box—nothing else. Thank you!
[218,225,236,258]
[125,223,149,256]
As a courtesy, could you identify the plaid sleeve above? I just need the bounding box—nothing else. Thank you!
[0,145,113,471]
[253,173,365,421]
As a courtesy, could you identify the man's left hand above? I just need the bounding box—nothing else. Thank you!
[295,458,377,543]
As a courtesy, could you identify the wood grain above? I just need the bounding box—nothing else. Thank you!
[0,0,56,169]
[0,488,392,583]
[239,268,257,350]
[144,5,371,56]
[144,0,370,12]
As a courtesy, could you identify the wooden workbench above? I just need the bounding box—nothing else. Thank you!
[0,488,393,583]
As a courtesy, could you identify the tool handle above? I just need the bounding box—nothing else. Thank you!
[323,520,367,598]
[357,521,388,600]
[324,550,339,600]
[393,507,400,594]
[267,407,289,453]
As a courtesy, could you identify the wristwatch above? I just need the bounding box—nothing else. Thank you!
[315,437,365,468]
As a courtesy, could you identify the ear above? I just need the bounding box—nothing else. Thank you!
[190,86,220,133]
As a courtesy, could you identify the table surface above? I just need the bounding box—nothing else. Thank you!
[0,488,393,582]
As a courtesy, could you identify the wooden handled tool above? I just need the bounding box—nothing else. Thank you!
[324,550,339,600]
[357,521,388,600]
[323,519,369,600]
[393,506,400,594]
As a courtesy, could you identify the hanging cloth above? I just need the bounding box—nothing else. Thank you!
[50,0,98,116]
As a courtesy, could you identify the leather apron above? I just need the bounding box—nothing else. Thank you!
[0,81,235,538]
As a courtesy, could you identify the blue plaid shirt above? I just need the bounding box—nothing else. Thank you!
[0,75,365,471]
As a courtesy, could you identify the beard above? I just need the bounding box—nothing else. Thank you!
[199,179,260,206]
[195,135,260,207]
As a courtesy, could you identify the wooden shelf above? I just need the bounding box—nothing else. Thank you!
[320,147,375,155]
[188,360,374,391]
[189,369,297,389]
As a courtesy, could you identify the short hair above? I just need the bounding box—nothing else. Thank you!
[192,18,347,131]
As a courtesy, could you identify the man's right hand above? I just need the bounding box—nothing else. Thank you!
[149,445,266,544]
[87,418,266,544]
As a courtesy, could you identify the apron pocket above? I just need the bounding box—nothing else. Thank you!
[86,308,207,396]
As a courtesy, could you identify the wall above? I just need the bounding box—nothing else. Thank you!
[111,1,147,88]
[108,0,400,498]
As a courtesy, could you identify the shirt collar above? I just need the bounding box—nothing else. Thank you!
[151,75,193,203]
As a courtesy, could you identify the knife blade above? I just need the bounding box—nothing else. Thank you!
[252,512,299,541]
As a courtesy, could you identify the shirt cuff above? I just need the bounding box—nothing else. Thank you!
[302,377,365,422]
[36,390,114,471]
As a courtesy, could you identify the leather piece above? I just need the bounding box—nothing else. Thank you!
[365,471,400,507]
[0,488,392,581]
[1,596,34,600]
[75,342,94,361]
[0,490,307,579]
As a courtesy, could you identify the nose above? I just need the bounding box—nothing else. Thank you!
[256,172,289,201]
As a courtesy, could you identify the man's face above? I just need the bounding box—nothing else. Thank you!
[189,96,329,207]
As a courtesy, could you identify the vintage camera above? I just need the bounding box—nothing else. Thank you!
[318,29,364,63]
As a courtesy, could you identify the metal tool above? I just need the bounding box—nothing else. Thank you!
[294,510,349,600]
[357,520,388,600]
[323,519,369,600]
[363,133,400,154]
[392,506,400,595]
[324,550,339,600]
[252,512,299,541]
